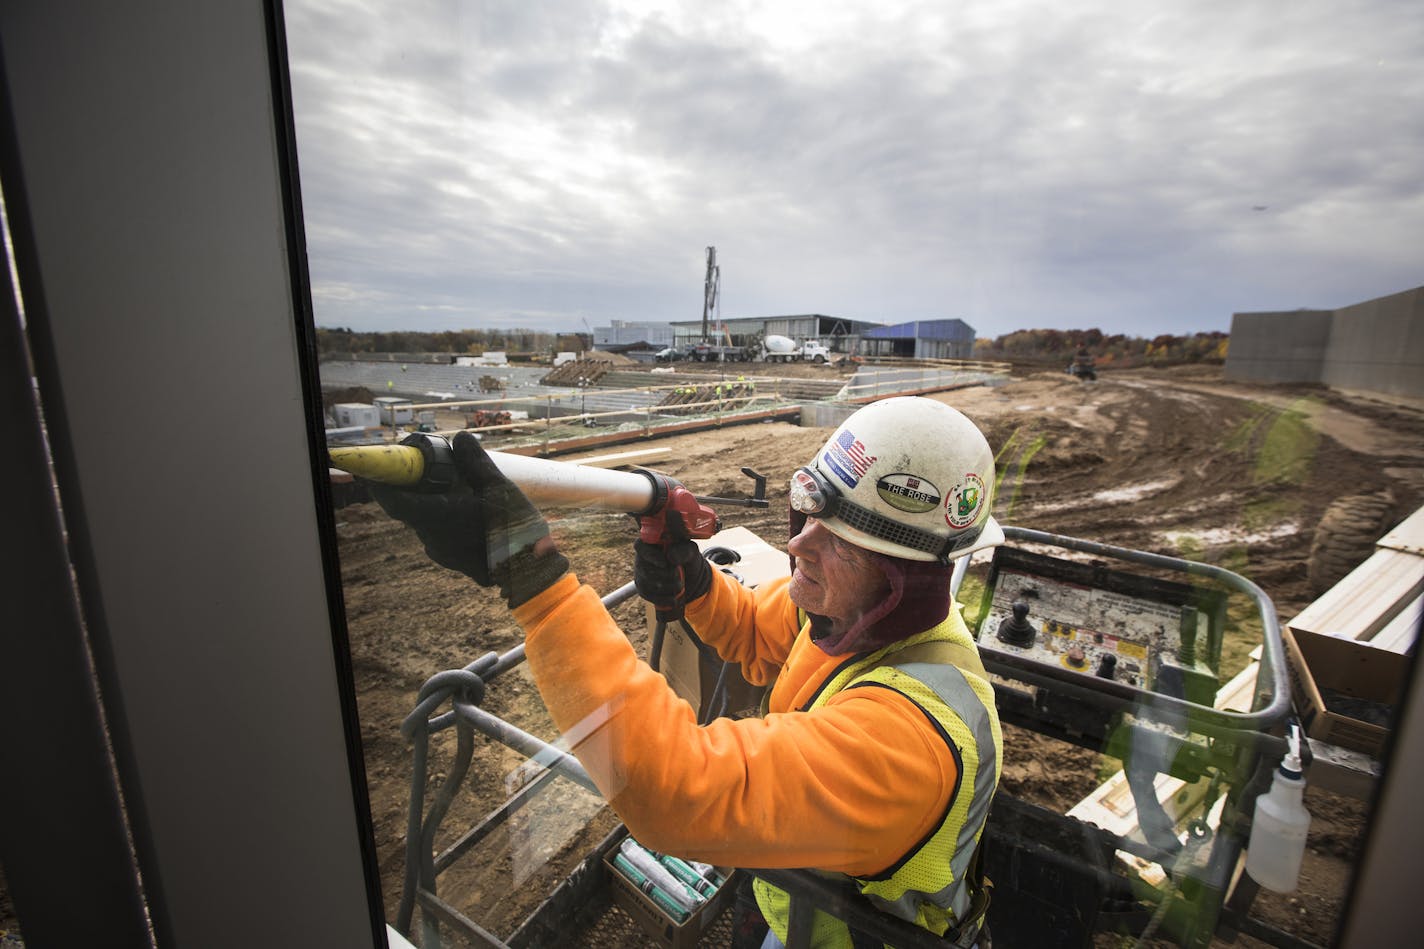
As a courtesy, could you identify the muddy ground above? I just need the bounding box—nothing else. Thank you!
[332,361,1424,948]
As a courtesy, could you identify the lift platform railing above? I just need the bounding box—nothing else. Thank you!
[394,531,1308,949]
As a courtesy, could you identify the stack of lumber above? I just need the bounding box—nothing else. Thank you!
[1290,506,1424,652]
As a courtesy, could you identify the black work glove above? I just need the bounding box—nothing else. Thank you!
[370,431,569,608]
[634,510,712,622]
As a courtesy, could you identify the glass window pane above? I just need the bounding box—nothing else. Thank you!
[283,3,1423,946]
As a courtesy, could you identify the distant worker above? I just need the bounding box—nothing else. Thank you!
[371,396,1003,948]
[1069,348,1097,382]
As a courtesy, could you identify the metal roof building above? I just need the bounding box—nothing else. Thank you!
[861,318,977,359]
[590,319,675,352]
[668,313,885,353]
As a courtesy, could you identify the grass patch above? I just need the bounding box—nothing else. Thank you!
[995,427,1049,521]
[1228,397,1320,488]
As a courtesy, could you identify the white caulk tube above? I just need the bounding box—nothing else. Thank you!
[1246,724,1312,892]
[488,451,659,512]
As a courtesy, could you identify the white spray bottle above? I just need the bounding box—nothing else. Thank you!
[1246,723,1312,892]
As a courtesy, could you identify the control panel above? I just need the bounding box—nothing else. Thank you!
[973,548,1225,706]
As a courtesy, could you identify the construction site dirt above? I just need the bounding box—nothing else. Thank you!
[332,362,1424,948]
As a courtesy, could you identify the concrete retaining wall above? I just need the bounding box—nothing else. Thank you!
[1224,309,1332,384]
[1224,286,1424,398]
[799,402,859,428]
[1322,286,1424,398]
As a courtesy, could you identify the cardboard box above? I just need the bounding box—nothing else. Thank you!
[654,612,710,710]
[651,527,787,720]
[651,610,768,721]
[604,836,738,949]
[1283,626,1410,757]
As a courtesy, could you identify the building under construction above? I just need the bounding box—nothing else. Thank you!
[860,318,977,360]
[662,313,882,355]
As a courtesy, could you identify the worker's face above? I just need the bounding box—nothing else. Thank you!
[787,519,890,633]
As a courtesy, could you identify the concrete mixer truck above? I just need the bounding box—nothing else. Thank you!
[761,334,832,363]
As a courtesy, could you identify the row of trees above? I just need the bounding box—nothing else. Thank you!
[973,329,1228,366]
[316,326,560,355]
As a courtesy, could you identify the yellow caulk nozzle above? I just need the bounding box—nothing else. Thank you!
[328,444,426,486]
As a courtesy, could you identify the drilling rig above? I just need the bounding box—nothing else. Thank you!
[686,245,748,361]
[701,245,718,345]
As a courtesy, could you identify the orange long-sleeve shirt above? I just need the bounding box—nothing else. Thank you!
[513,567,964,877]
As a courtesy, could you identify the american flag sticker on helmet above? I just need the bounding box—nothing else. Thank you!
[824,428,877,488]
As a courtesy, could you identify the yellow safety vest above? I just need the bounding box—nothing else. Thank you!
[754,618,1001,947]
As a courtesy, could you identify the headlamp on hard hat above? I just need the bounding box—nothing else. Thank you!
[789,467,836,517]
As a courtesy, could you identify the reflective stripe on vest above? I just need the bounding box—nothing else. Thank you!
[754,618,1002,947]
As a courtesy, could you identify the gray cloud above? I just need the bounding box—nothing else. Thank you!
[284,0,1424,337]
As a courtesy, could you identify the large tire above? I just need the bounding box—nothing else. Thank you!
[1307,491,1396,596]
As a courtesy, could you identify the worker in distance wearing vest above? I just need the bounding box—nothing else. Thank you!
[372,396,1004,948]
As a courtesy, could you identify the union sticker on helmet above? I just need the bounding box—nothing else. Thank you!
[945,473,985,528]
[876,473,941,513]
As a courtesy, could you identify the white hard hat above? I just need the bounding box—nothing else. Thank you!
[789,397,1004,563]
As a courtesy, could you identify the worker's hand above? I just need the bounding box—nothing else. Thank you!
[634,510,712,621]
[370,432,569,608]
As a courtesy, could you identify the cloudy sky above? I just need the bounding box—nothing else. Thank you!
[283,0,1423,339]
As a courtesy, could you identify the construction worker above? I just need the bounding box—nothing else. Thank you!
[371,396,1003,948]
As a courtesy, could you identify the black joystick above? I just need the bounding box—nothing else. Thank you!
[1096,653,1118,680]
[998,601,1037,647]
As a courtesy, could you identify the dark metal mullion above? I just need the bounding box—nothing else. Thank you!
[260,1,390,943]
[0,62,155,947]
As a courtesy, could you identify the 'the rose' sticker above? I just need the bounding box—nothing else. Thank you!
[946,474,985,528]
[876,473,941,513]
